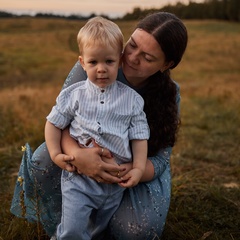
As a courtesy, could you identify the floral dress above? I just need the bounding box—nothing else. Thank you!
[11,61,180,239]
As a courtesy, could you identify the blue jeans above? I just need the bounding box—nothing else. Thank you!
[57,171,124,240]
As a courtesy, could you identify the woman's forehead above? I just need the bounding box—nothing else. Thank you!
[130,29,164,58]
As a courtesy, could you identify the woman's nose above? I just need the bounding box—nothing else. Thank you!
[128,51,140,65]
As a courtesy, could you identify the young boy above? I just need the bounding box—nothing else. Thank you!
[45,16,149,239]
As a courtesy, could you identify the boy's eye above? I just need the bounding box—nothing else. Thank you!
[106,59,114,64]
[89,60,97,65]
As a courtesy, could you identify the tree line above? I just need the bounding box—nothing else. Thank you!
[122,0,240,22]
[0,0,239,22]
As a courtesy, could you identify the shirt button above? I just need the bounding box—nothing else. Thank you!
[101,89,105,93]
[100,101,104,104]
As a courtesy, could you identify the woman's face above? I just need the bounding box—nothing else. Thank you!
[122,28,172,86]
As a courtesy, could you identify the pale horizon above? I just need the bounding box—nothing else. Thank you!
[0,0,204,18]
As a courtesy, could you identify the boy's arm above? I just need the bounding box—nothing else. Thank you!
[45,120,62,161]
[45,121,75,170]
[132,139,147,174]
[119,139,147,188]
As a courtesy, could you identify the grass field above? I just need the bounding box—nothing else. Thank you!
[0,17,240,239]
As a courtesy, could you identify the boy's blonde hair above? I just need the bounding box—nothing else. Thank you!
[77,16,124,55]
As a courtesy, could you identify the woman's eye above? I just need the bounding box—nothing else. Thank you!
[145,58,152,62]
[129,42,136,48]
[144,55,153,63]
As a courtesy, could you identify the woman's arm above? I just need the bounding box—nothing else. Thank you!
[61,128,125,183]
[148,147,172,180]
[61,127,170,183]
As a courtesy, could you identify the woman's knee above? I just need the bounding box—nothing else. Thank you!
[109,221,163,240]
[31,142,52,170]
[29,142,61,190]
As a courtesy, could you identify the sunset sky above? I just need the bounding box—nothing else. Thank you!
[0,0,203,18]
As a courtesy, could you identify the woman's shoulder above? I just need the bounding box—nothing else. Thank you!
[114,81,144,109]
[172,79,180,91]
[62,61,87,90]
[171,79,181,105]
[116,81,142,97]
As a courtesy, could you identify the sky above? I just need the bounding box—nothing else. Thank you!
[0,0,204,18]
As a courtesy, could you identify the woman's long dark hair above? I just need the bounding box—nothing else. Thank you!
[137,12,188,156]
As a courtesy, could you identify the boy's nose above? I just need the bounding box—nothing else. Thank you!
[97,64,106,72]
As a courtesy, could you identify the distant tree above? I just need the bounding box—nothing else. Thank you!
[0,11,15,18]
[121,0,240,22]
[227,0,240,21]
[122,7,159,21]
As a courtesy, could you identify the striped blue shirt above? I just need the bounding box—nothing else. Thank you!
[47,79,149,163]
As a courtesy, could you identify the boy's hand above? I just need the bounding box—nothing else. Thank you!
[118,168,143,188]
[53,153,76,172]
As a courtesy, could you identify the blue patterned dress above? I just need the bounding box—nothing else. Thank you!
[11,62,180,239]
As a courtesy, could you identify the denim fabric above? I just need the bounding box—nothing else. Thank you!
[57,171,124,240]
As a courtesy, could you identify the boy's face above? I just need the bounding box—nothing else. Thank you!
[79,44,121,88]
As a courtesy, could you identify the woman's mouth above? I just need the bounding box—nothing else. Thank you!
[125,61,136,71]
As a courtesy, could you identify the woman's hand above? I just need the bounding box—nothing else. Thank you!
[61,128,125,183]
[70,146,126,184]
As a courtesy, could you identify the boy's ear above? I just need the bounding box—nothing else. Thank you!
[79,56,85,70]
[119,53,123,67]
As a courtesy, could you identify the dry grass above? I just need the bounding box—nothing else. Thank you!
[0,18,239,239]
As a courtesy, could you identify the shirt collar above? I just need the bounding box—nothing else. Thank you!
[86,78,116,93]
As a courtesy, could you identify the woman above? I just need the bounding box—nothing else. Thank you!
[11,12,188,239]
